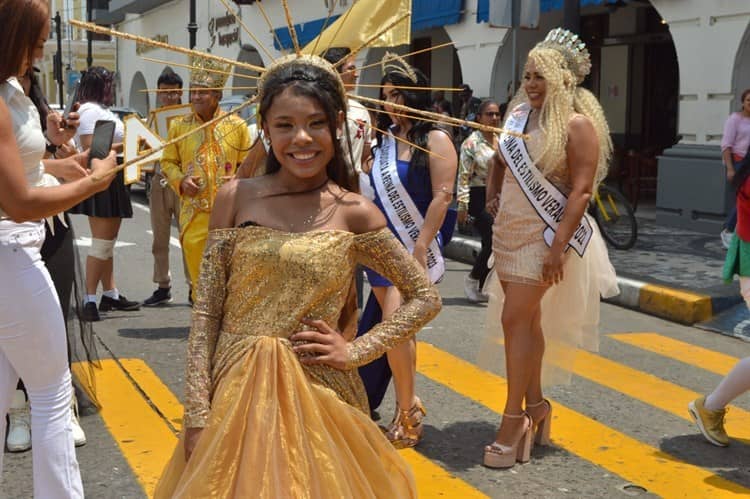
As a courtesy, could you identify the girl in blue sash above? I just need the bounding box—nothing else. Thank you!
[357,53,457,448]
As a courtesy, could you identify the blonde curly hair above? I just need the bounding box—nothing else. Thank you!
[508,46,612,187]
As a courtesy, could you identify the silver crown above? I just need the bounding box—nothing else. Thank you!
[537,28,591,84]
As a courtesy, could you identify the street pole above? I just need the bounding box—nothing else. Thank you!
[86,1,93,67]
[188,0,197,49]
[563,0,581,34]
[54,12,64,107]
[510,0,520,93]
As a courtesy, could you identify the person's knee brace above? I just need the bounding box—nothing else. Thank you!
[89,238,115,260]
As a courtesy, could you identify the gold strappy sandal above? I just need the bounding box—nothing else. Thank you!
[383,397,427,449]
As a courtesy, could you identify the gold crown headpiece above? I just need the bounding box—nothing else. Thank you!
[189,55,232,88]
[380,51,418,84]
[536,28,591,84]
[257,54,348,108]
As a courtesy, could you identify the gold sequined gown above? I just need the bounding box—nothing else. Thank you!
[484,111,619,385]
[153,226,441,499]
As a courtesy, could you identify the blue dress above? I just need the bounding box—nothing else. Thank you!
[358,159,439,411]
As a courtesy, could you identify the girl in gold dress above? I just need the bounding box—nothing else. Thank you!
[153,54,441,498]
[482,29,618,469]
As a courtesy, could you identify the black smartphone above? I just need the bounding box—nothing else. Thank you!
[63,81,80,120]
[88,120,116,168]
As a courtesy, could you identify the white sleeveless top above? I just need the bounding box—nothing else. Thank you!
[0,77,45,219]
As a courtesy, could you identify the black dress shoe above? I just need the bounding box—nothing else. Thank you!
[99,295,141,312]
[81,302,100,322]
[143,287,172,307]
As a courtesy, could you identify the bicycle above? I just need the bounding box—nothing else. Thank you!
[589,183,638,250]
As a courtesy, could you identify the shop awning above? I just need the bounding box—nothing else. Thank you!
[274,0,463,51]
[477,0,627,24]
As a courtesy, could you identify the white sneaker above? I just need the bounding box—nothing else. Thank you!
[464,275,489,303]
[721,229,734,249]
[71,394,86,447]
[6,389,30,452]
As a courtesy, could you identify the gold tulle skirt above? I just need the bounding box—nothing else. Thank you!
[154,337,416,498]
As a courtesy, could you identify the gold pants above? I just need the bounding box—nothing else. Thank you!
[180,211,210,291]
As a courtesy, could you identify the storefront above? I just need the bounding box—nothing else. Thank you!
[108,0,749,232]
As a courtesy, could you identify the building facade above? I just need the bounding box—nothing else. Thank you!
[107,0,750,232]
[41,0,116,107]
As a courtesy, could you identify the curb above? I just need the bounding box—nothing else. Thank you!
[444,234,716,325]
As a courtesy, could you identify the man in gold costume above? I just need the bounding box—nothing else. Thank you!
[161,56,250,293]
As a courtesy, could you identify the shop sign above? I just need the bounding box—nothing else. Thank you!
[209,11,240,48]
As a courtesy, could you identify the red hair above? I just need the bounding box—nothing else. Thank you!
[0,0,49,82]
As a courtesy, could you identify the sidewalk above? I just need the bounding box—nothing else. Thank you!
[444,208,744,327]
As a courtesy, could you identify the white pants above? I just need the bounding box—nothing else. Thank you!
[0,220,83,498]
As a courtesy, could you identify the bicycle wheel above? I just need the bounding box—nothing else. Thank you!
[592,184,638,250]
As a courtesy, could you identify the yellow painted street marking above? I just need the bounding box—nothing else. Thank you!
[72,360,177,498]
[97,359,484,499]
[639,285,712,324]
[570,348,750,443]
[401,449,489,498]
[416,342,750,497]
[119,359,184,432]
[609,332,738,376]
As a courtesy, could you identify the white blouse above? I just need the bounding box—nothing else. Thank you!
[0,77,46,219]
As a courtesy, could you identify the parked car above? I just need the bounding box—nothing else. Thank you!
[219,97,258,143]
[110,106,145,121]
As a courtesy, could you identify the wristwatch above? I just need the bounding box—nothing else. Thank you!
[44,132,58,155]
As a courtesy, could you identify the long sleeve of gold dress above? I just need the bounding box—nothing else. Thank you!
[155,226,441,499]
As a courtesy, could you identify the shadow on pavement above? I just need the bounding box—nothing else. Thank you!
[118,327,189,340]
[659,434,750,490]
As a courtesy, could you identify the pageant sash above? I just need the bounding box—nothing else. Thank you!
[371,132,445,283]
[499,103,593,257]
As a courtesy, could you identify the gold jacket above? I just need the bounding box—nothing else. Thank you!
[161,107,250,227]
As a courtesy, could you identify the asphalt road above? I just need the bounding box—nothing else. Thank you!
[4,186,750,498]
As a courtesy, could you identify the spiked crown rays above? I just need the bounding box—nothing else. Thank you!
[69,0,527,180]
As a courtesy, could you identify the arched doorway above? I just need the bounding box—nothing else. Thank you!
[128,71,149,117]
[733,22,750,110]
[234,44,264,98]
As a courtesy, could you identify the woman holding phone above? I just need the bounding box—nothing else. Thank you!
[0,0,116,495]
[68,66,140,321]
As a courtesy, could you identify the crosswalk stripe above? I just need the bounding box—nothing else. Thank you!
[569,348,750,444]
[609,332,738,376]
[401,449,489,499]
[72,360,177,498]
[82,358,485,498]
[416,341,750,497]
[119,359,184,432]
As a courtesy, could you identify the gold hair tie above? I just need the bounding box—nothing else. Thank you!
[257,54,348,107]
[381,51,418,84]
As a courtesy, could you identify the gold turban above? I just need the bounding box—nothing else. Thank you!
[189,55,232,88]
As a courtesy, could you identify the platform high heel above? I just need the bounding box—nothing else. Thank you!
[526,398,552,446]
[483,413,533,468]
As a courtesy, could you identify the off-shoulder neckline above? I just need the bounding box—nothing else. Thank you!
[209,223,388,237]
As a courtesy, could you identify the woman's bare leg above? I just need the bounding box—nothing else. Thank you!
[493,280,548,445]
[86,217,122,295]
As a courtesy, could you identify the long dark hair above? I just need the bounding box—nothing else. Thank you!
[258,60,355,192]
[25,68,50,131]
[78,66,114,105]
[376,67,451,175]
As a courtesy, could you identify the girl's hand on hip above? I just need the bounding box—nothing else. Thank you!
[291,318,348,370]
